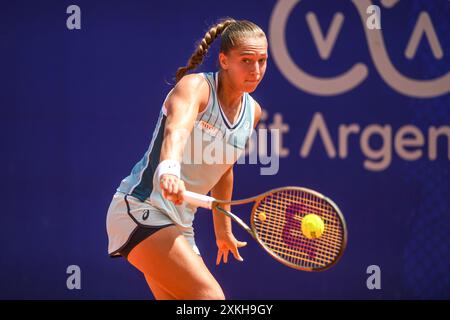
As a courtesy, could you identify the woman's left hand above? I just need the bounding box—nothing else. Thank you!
[215,232,247,265]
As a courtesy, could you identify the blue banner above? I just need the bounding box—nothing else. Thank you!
[1,0,449,299]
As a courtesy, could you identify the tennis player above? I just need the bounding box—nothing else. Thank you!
[106,18,267,300]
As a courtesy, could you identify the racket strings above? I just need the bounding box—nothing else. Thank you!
[273,189,343,266]
[254,220,342,250]
[252,188,345,270]
[257,202,343,237]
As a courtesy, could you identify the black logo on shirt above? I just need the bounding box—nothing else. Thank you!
[142,209,150,221]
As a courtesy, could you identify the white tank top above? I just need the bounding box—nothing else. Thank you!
[117,71,256,228]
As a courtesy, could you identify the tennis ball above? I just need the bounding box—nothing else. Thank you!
[301,214,325,239]
[258,212,267,222]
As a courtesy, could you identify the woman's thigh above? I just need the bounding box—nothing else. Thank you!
[127,225,225,300]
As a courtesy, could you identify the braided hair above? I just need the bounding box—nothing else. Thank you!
[175,18,266,83]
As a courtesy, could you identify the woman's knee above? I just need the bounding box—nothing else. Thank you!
[125,226,225,300]
[188,282,225,300]
[143,272,225,300]
[205,287,226,300]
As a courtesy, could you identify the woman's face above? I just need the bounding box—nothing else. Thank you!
[219,36,268,93]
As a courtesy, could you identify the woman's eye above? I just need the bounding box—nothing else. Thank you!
[243,59,251,63]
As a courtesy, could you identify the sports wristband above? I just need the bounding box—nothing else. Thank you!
[156,159,181,181]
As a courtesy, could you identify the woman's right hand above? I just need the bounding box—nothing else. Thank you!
[160,174,186,206]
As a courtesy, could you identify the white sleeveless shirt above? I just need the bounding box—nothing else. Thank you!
[117,71,256,228]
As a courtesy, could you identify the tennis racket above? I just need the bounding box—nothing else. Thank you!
[183,186,347,272]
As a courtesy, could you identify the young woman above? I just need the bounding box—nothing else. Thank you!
[106,18,268,300]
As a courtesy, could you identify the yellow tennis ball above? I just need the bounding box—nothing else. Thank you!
[258,212,267,222]
[301,214,325,239]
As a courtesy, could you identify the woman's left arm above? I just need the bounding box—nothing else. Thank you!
[211,99,262,265]
[211,166,247,265]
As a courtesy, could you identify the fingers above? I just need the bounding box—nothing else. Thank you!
[237,241,247,248]
[216,250,223,266]
[172,181,178,194]
[230,240,247,262]
[231,246,244,262]
[160,175,185,206]
[223,249,229,264]
[162,179,169,193]
[176,180,185,205]
[217,246,243,265]
[216,248,229,265]
[216,239,247,266]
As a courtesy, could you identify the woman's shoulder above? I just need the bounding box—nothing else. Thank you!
[175,72,214,92]
[166,73,211,113]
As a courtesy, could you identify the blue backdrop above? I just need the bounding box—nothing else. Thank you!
[1,0,449,299]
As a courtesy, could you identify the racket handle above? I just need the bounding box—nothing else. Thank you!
[183,190,215,209]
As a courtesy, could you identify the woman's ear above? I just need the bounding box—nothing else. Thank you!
[218,52,228,70]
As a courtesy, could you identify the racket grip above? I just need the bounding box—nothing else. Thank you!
[183,191,215,209]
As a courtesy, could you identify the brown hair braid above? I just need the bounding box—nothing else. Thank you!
[175,18,266,83]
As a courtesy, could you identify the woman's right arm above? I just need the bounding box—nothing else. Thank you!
[158,74,209,205]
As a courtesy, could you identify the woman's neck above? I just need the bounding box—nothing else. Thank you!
[217,71,243,114]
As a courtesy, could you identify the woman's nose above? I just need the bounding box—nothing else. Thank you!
[250,62,261,76]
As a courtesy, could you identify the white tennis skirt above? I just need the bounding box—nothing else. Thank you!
[106,192,200,257]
